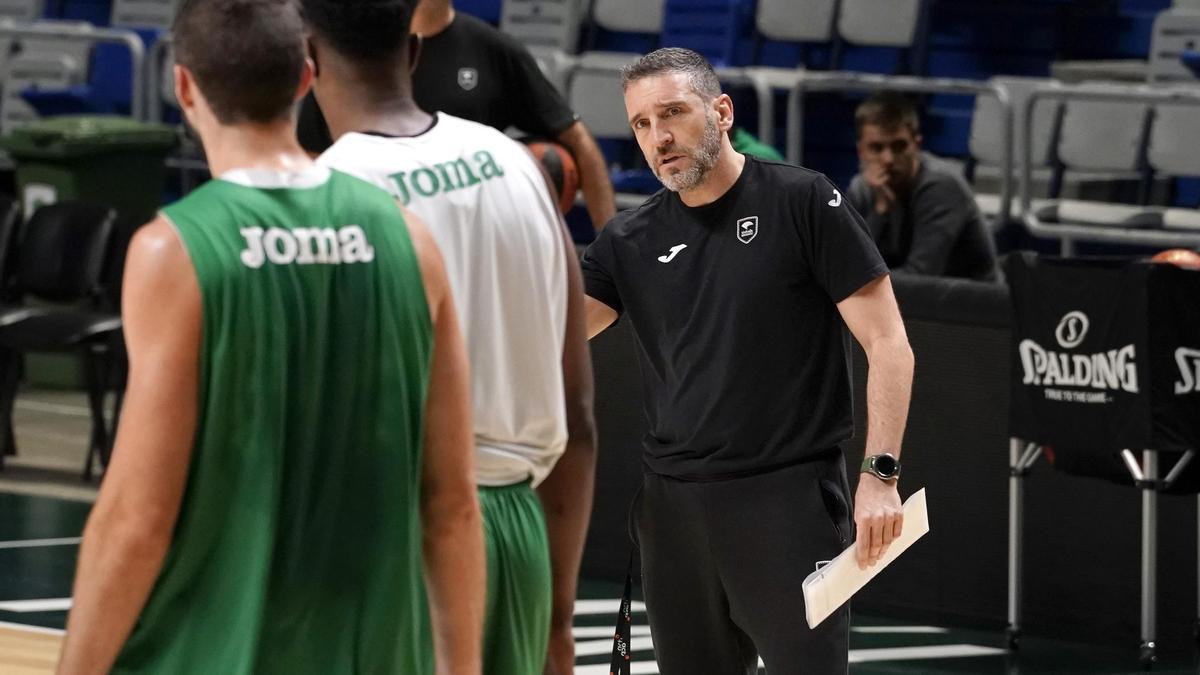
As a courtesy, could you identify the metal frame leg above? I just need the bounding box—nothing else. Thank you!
[750,73,775,149]
[81,346,112,482]
[1120,448,1161,667]
[785,82,805,166]
[1008,437,1023,649]
[1140,450,1158,668]
[1008,437,1043,650]
[0,349,21,472]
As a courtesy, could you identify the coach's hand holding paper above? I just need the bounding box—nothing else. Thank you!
[854,471,906,569]
[803,489,930,628]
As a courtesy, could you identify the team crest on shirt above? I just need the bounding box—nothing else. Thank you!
[736,216,758,244]
[458,67,479,91]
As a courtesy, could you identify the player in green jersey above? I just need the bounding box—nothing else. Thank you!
[56,1,484,673]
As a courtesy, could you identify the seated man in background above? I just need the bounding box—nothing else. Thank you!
[847,92,1000,282]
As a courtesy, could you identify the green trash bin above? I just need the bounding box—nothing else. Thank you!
[0,114,177,226]
[0,116,176,389]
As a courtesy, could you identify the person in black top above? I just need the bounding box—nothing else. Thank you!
[582,48,915,674]
[411,0,573,137]
[847,91,1001,282]
[296,0,617,231]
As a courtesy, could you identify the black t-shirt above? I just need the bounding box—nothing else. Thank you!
[297,13,578,154]
[413,13,577,136]
[582,157,888,480]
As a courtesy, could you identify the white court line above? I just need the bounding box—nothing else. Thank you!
[849,644,1007,663]
[0,538,81,550]
[573,625,652,639]
[574,640,1005,673]
[14,400,91,418]
[576,663,661,675]
[0,598,72,613]
[571,622,947,640]
[575,636,654,658]
[573,599,645,616]
[853,625,950,634]
[573,602,950,637]
[14,429,90,446]
[0,620,64,636]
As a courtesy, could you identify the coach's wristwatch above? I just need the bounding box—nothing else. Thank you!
[861,453,901,482]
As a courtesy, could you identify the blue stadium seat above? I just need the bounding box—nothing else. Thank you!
[573,0,665,195]
[502,0,584,52]
[1147,103,1200,210]
[22,30,156,117]
[968,76,1063,222]
[55,0,111,24]
[0,17,95,133]
[1172,177,1200,208]
[566,51,654,199]
[1027,89,1155,231]
[1024,93,1200,236]
[583,0,663,53]
[1060,0,1171,60]
[500,0,586,92]
[837,0,930,74]
[21,0,175,117]
[925,2,1061,80]
[751,0,836,69]
[456,0,501,26]
[896,2,1061,172]
[552,0,1189,211]
[0,0,49,19]
[659,0,756,68]
[0,0,48,77]
[1148,8,1200,83]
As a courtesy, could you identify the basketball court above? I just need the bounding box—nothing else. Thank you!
[1,392,1197,674]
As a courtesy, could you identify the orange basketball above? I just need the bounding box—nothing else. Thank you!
[1150,248,1200,270]
[525,140,579,215]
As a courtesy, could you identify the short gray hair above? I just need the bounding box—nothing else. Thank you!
[620,48,722,101]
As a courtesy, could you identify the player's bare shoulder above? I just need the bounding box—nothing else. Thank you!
[128,215,193,279]
[398,205,451,321]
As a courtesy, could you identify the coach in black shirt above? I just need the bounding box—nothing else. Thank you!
[582,48,914,674]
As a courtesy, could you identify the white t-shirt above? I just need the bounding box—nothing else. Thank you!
[319,113,568,487]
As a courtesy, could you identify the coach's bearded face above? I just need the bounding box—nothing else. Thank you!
[654,113,722,193]
[625,71,729,195]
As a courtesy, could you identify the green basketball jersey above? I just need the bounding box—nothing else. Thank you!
[113,168,435,674]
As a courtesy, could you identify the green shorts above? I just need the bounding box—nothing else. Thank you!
[479,482,552,675]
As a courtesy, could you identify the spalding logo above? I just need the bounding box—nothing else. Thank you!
[1054,311,1089,349]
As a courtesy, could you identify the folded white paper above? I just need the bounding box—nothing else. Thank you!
[802,488,930,628]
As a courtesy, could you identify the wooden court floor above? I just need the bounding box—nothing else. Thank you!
[0,624,61,674]
[2,392,1200,674]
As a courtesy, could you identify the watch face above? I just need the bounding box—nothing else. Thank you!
[874,454,898,477]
